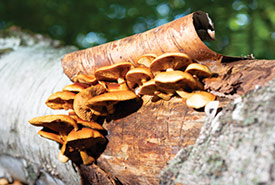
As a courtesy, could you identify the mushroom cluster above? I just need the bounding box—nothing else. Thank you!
[29,52,215,165]
[136,52,215,107]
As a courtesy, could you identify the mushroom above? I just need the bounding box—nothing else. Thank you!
[73,84,106,121]
[125,67,153,93]
[62,83,88,93]
[154,70,205,100]
[186,91,216,109]
[139,79,174,101]
[29,114,78,141]
[136,53,157,68]
[154,71,198,91]
[86,90,137,116]
[45,91,76,110]
[60,127,107,165]
[72,74,98,85]
[149,53,192,75]
[94,62,134,90]
[185,63,212,79]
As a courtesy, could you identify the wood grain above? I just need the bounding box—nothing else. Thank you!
[78,59,275,185]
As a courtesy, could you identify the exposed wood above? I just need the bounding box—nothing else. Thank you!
[1,28,274,185]
[78,59,275,185]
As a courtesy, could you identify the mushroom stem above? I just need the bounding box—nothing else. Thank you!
[58,151,69,163]
[154,91,173,101]
[117,77,125,84]
[80,151,95,165]
[166,68,174,72]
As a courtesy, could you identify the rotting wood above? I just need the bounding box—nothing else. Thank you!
[77,59,275,185]
[59,10,272,184]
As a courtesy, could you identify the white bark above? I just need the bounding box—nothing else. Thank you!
[0,33,80,184]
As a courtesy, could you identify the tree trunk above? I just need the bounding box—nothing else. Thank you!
[0,28,80,185]
[1,28,275,185]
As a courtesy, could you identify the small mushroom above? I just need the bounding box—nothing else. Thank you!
[29,114,78,141]
[139,79,174,101]
[154,71,198,91]
[185,63,212,79]
[72,74,98,85]
[62,83,88,93]
[86,90,137,115]
[73,84,106,121]
[29,114,78,132]
[125,67,153,90]
[95,62,134,90]
[139,79,157,96]
[136,53,157,67]
[60,127,107,164]
[149,53,192,75]
[186,91,216,109]
[45,91,76,110]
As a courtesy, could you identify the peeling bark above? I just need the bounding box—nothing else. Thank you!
[1,28,275,185]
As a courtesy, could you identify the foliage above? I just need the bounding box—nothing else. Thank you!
[0,0,274,59]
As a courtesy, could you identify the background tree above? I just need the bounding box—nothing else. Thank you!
[0,0,274,59]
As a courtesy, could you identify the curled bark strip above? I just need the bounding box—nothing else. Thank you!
[62,11,249,80]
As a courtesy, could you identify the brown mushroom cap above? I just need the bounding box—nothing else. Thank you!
[126,67,153,89]
[38,128,64,144]
[62,83,87,93]
[186,91,216,109]
[73,84,106,121]
[139,79,174,101]
[136,54,157,67]
[95,62,134,82]
[154,71,197,91]
[86,90,137,115]
[29,114,78,133]
[61,127,107,155]
[139,79,158,96]
[45,91,76,110]
[149,53,192,75]
[185,63,212,78]
[72,74,97,85]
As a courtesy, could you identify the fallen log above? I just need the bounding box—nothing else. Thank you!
[0,28,80,185]
[1,16,275,185]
